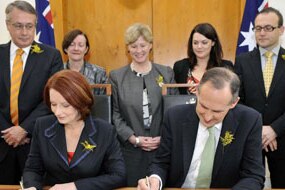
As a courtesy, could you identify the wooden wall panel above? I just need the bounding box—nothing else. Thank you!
[51,0,246,73]
[152,0,245,67]
[61,0,152,73]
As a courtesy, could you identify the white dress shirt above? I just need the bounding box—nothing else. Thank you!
[181,122,222,188]
[259,45,280,71]
[9,42,31,77]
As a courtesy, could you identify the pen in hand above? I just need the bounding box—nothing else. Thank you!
[19,179,24,190]
[146,176,150,190]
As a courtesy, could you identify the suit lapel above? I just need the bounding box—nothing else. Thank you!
[212,109,238,178]
[2,43,11,94]
[248,49,266,97]
[20,42,38,89]
[268,48,285,97]
[45,121,69,167]
[182,107,199,177]
[69,116,97,169]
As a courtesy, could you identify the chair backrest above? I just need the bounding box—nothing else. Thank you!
[90,84,112,123]
[162,83,197,114]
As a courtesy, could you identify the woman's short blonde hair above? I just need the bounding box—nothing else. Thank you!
[124,23,153,45]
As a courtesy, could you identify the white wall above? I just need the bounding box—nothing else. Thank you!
[0,0,35,43]
[269,0,285,47]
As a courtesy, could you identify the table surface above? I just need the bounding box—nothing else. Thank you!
[0,185,283,190]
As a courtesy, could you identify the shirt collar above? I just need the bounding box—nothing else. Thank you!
[259,45,280,57]
[10,41,31,55]
[200,122,222,132]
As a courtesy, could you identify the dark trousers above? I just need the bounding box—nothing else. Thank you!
[0,142,30,185]
[264,143,285,188]
[121,142,156,187]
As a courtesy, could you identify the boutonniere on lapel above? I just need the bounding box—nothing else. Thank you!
[156,75,164,87]
[81,140,96,151]
[282,54,285,61]
[31,44,44,54]
[220,131,234,147]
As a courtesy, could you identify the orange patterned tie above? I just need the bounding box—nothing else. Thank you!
[10,49,24,126]
[263,51,274,96]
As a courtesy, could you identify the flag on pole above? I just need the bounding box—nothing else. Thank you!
[35,0,55,47]
[236,0,268,55]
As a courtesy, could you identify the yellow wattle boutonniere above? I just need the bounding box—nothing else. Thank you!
[81,140,96,151]
[31,44,44,54]
[156,75,164,87]
[282,54,285,61]
[220,131,234,147]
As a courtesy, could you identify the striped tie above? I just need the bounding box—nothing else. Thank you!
[10,49,24,126]
[263,51,274,96]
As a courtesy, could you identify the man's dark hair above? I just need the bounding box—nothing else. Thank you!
[256,7,283,27]
[198,67,240,104]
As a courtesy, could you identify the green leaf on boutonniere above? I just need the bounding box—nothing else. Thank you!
[220,131,234,147]
[156,75,164,87]
[282,54,285,61]
[81,140,96,151]
[31,44,44,54]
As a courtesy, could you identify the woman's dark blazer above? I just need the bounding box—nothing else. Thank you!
[173,58,234,94]
[23,115,126,190]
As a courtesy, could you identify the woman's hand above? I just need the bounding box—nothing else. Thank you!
[187,82,198,94]
[140,136,161,151]
[49,182,77,190]
[129,135,161,151]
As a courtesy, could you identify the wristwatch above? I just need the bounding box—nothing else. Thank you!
[134,137,140,147]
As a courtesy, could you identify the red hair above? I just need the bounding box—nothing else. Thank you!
[44,70,93,120]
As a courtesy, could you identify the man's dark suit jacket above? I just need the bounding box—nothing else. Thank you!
[23,115,126,190]
[173,58,234,94]
[235,47,285,144]
[149,104,265,190]
[234,47,285,187]
[0,41,63,179]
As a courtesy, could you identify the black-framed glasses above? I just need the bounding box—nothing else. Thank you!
[11,23,35,31]
[252,25,280,32]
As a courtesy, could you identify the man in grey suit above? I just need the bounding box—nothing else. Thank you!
[137,68,264,190]
[0,1,62,184]
[234,7,285,188]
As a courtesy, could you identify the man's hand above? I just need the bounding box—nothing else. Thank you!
[137,176,160,190]
[262,125,277,152]
[23,187,37,190]
[264,138,277,152]
[49,182,77,190]
[19,137,31,145]
[1,126,28,148]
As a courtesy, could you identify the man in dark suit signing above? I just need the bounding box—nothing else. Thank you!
[234,7,285,188]
[137,68,264,190]
[0,1,63,184]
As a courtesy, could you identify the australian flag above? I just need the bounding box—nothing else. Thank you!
[236,0,268,55]
[35,0,55,47]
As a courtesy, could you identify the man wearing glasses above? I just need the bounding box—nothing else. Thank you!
[0,0,63,184]
[235,7,285,188]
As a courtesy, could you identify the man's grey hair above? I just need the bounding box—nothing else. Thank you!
[198,67,240,104]
[5,0,37,23]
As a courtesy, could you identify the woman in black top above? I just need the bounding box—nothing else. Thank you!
[173,23,233,94]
